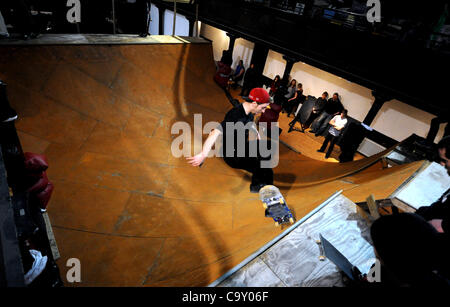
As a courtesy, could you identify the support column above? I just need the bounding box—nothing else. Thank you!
[249,43,269,87]
[226,32,238,54]
[282,55,299,86]
[187,17,194,37]
[363,91,390,126]
[156,4,164,35]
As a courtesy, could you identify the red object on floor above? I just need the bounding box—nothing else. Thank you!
[24,152,48,172]
[34,181,54,210]
[26,172,49,193]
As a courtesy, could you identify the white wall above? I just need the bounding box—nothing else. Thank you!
[200,24,254,81]
[231,38,254,70]
[200,23,229,61]
[200,29,446,143]
[263,50,284,81]
[371,100,446,142]
[264,49,373,122]
[149,4,159,35]
[163,10,189,36]
[263,49,446,142]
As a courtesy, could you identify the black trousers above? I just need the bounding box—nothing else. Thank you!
[304,112,320,128]
[223,156,273,186]
[319,132,339,158]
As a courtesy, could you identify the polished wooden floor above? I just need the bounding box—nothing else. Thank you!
[0,36,423,286]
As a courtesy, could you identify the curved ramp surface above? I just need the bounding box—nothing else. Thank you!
[0,35,423,286]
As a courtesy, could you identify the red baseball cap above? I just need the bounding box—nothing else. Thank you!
[249,88,270,104]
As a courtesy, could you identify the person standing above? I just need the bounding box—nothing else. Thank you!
[286,83,304,118]
[240,63,258,97]
[281,79,297,112]
[317,109,348,159]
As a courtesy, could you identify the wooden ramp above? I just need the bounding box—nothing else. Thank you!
[0,35,423,286]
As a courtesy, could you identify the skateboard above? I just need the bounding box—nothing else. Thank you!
[259,185,294,226]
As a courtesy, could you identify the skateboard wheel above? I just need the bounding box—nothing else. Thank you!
[275,222,279,227]
[263,203,268,209]
[279,199,284,204]
[289,218,294,224]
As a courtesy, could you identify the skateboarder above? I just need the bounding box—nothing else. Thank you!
[187,88,274,193]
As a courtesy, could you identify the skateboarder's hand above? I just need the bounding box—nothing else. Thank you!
[186,153,206,167]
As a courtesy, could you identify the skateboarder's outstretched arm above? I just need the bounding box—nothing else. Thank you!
[186,128,222,167]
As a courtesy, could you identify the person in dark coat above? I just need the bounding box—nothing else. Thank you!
[288,91,328,133]
[285,83,305,118]
[304,91,328,128]
[258,95,282,139]
[240,63,258,97]
[370,213,449,286]
[187,88,273,194]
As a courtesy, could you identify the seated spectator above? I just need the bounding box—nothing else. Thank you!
[281,79,297,112]
[317,109,348,159]
[269,75,281,97]
[370,213,449,286]
[310,92,344,137]
[415,136,450,238]
[289,91,329,133]
[285,83,304,118]
[304,91,328,128]
[214,58,232,89]
[228,60,246,90]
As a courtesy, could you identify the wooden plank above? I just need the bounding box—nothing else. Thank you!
[390,197,416,213]
[366,194,380,219]
[42,212,60,261]
[381,157,389,169]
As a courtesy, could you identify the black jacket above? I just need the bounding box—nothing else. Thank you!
[243,67,258,87]
[313,97,327,113]
[324,98,344,115]
[416,188,450,235]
